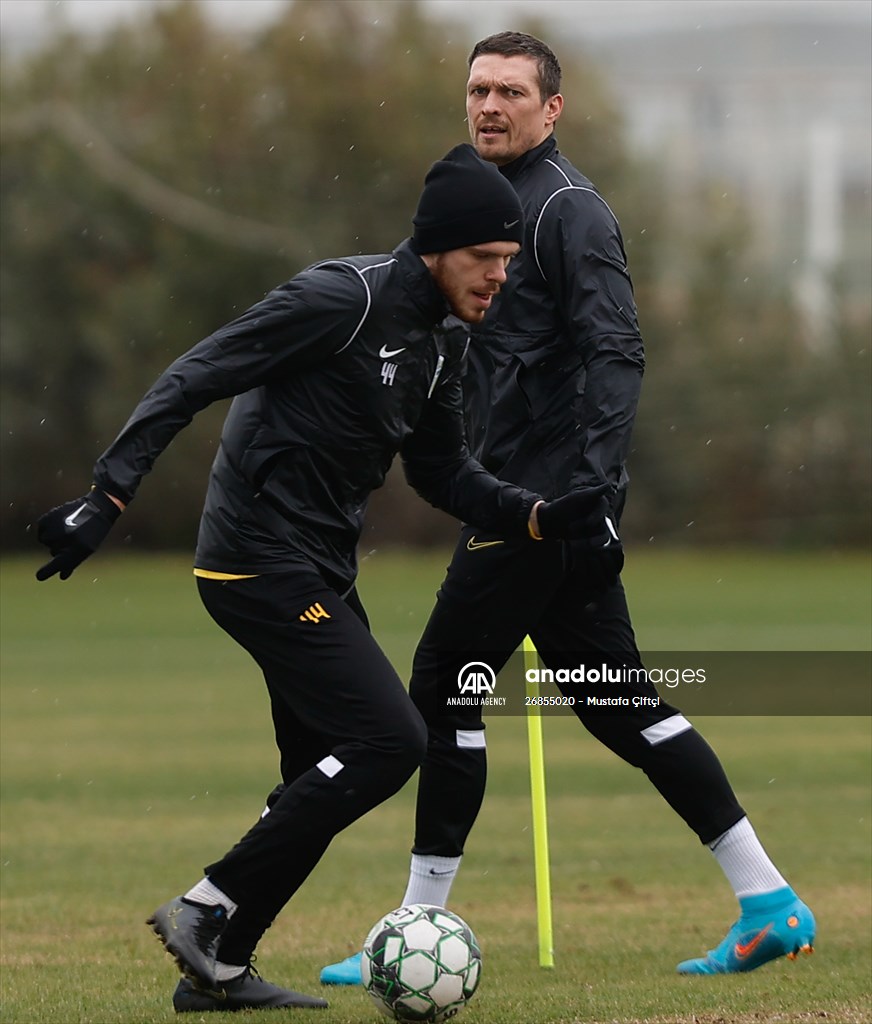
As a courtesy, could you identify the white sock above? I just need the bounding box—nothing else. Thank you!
[184,877,238,917]
[708,817,788,899]
[215,961,247,982]
[401,854,462,908]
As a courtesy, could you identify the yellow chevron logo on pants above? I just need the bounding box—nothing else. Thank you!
[299,602,331,624]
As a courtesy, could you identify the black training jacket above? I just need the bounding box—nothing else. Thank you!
[464,136,645,505]
[93,240,537,590]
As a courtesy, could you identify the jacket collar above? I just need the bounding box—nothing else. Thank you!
[497,135,558,183]
[394,238,451,323]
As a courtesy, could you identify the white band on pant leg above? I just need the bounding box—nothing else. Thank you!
[316,755,345,777]
[455,729,486,749]
[640,714,692,746]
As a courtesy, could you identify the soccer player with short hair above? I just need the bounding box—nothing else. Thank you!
[320,31,815,987]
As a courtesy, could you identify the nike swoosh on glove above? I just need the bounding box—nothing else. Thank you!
[35,488,122,581]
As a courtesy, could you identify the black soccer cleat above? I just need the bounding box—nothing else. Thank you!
[172,968,328,1012]
[147,896,229,990]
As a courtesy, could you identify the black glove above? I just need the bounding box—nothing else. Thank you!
[535,484,618,544]
[572,538,625,591]
[35,489,122,581]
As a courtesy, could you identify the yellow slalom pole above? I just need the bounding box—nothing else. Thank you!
[523,635,554,968]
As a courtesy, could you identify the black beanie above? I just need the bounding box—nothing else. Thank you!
[410,144,524,255]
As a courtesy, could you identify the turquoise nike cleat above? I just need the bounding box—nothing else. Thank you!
[677,886,815,974]
[319,951,362,986]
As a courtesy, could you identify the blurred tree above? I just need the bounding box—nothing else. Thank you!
[1,0,868,553]
[629,182,870,546]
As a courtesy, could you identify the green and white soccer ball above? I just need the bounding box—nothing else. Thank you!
[361,904,482,1023]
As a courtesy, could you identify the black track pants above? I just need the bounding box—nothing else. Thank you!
[409,528,744,858]
[195,572,427,959]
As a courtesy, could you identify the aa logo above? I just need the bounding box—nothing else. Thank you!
[457,661,497,695]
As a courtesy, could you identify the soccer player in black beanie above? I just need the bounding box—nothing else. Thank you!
[410,143,524,256]
[33,141,616,1012]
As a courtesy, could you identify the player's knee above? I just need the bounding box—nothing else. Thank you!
[385,707,429,777]
[578,713,648,765]
[408,668,440,721]
[406,712,429,766]
[581,710,694,767]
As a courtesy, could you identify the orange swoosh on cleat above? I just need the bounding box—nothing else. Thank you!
[734,923,773,958]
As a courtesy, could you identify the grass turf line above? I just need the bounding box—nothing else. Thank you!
[1,550,870,1023]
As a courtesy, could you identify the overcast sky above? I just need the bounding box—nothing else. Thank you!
[2,0,870,49]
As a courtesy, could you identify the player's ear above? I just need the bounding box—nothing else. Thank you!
[545,93,563,126]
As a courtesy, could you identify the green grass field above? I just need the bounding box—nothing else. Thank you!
[1,549,870,1024]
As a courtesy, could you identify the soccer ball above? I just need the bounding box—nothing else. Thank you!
[361,904,482,1023]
